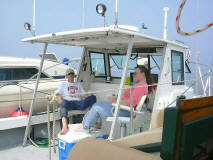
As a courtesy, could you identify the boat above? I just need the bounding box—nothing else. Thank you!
[1,1,212,160]
[0,55,70,118]
[22,23,197,125]
[20,15,201,160]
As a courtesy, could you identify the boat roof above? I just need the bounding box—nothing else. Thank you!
[0,56,63,69]
[0,56,42,67]
[22,25,187,50]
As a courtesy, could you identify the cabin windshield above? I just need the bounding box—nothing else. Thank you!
[109,54,137,77]
[90,52,106,77]
[88,49,163,84]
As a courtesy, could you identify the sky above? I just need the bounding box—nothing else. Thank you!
[0,0,212,69]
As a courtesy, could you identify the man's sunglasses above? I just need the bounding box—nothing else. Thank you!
[67,73,75,75]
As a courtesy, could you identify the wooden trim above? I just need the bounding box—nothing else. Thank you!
[182,106,213,123]
[178,96,213,111]
[175,96,213,160]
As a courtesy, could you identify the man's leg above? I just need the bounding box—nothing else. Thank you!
[82,102,113,129]
[78,95,96,110]
[60,117,68,134]
[60,100,75,134]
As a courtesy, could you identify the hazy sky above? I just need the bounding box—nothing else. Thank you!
[0,0,212,68]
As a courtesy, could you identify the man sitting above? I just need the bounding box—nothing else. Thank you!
[55,68,96,134]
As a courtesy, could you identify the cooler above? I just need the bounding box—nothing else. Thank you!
[57,124,91,160]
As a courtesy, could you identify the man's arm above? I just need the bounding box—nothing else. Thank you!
[55,82,65,104]
[56,93,63,104]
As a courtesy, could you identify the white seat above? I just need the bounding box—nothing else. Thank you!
[104,95,151,138]
[111,95,148,113]
[56,101,89,123]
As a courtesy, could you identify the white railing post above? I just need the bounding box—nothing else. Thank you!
[23,43,48,146]
[109,36,134,140]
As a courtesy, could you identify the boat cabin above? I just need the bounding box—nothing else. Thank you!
[22,25,195,137]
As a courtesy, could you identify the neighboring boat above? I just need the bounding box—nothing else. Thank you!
[0,55,70,118]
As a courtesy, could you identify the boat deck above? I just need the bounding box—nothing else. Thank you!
[0,145,59,160]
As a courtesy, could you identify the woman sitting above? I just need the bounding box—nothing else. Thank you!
[82,65,150,130]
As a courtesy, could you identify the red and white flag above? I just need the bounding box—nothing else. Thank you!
[185,49,191,60]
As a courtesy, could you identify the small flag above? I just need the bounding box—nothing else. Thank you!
[185,49,191,60]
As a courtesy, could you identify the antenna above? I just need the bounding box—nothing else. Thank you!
[114,0,118,27]
[32,0,36,36]
[82,0,85,28]
[163,7,169,40]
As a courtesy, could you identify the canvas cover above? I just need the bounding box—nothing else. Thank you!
[68,137,162,160]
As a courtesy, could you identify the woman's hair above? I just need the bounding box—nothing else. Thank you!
[136,65,152,92]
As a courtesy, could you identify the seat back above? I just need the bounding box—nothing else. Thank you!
[135,95,147,111]
[160,96,213,160]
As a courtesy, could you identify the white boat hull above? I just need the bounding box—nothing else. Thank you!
[0,79,65,118]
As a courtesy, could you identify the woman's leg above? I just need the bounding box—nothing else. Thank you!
[82,102,113,129]
[119,110,130,117]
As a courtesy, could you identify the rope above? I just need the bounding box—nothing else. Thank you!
[176,0,213,36]
[46,96,58,160]
[52,100,57,153]
[47,101,52,160]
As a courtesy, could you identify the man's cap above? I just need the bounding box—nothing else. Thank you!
[66,68,75,75]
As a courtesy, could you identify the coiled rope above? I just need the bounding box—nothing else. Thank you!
[176,0,213,36]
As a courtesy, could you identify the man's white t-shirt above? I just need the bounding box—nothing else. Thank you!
[55,82,85,101]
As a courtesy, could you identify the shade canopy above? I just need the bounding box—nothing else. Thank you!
[22,26,187,50]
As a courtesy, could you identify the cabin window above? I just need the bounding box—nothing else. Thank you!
[150,55,162,83]
[90,52,106,77]
[0,68,48,81]
[171,50,184,85]
[109,54,137,78]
